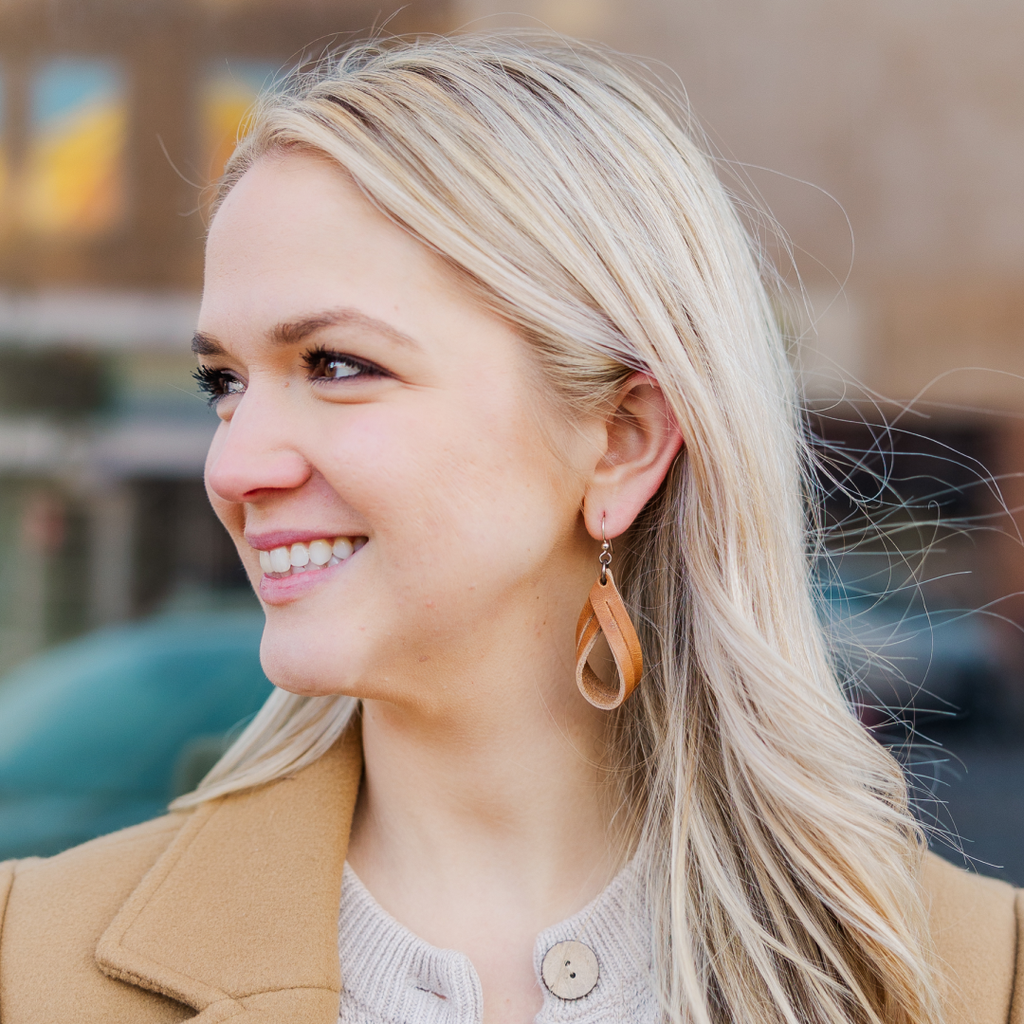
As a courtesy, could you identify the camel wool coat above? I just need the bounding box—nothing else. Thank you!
[0,727,1022,1024]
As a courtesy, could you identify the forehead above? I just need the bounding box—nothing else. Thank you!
[201,154,478,346]
[199,152,547,385]
[205,153,442,300]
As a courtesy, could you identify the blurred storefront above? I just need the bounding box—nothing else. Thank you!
[1,0,1022,678]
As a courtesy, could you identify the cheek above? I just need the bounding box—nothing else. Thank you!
[319,400,558,545]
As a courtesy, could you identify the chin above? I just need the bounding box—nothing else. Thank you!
[258,625,364,698]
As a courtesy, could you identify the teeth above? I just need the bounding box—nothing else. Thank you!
[308,539,333,565]
[256,536,363,578]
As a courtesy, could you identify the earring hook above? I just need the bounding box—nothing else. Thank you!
[599,514,612,584]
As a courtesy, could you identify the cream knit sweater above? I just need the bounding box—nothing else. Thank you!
[336,860,660,1023]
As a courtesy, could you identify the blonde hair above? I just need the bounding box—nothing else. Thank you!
[178,33,941,1024]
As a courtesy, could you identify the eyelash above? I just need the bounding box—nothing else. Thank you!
[193,348,387,405]
[192,364,242,405]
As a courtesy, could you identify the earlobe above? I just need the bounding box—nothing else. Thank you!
[584,373,684,540]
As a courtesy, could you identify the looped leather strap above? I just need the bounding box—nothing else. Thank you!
[574,568,643,709]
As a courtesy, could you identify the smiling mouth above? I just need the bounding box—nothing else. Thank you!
[256,536,367,579]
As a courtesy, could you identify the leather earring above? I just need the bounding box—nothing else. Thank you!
[575,517,643,709]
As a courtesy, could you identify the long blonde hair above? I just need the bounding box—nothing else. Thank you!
[179,33,941,1024]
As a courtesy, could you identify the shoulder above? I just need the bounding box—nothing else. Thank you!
[920,850,1024,1024]
[0,813,193,1022]
[2,812,186,928]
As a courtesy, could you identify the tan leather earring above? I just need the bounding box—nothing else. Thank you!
[575,518,643,709]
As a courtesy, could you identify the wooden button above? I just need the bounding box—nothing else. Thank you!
[541,940,599,1000]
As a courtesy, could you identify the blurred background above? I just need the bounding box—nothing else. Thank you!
[0,0,1022,877]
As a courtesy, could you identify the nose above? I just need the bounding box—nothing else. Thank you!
[204,390,312,504]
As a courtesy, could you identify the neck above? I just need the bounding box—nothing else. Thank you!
[342,571,630,1024]
[346,669,625,942]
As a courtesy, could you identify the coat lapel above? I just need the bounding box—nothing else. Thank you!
[95,728,363,1022]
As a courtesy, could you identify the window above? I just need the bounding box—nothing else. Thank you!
[22,58,127,235]
[0,66,8,226]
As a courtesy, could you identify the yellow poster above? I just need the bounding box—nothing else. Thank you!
[203,61,279,183]
[22,59,127,235]
[0,71,7,225]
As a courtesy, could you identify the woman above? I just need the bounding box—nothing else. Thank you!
[0,33,1019,1024]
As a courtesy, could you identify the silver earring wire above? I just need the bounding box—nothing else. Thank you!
[599,515,612,584]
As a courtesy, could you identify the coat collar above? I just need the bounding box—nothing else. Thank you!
[95,728,363,1023]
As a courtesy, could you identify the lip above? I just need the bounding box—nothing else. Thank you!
[258,545,362,605]
[245,528,363,551]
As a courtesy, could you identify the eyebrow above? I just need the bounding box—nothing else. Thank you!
[191,307,421,356]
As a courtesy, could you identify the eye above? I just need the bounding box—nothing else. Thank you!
[193,365,245,405]
[303,347,385,383]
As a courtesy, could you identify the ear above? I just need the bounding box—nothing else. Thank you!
[583,373,684,540]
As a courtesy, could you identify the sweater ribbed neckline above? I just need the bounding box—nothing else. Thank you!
[336,858,659,1024]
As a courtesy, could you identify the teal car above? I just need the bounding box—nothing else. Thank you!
[0,612,273,860]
